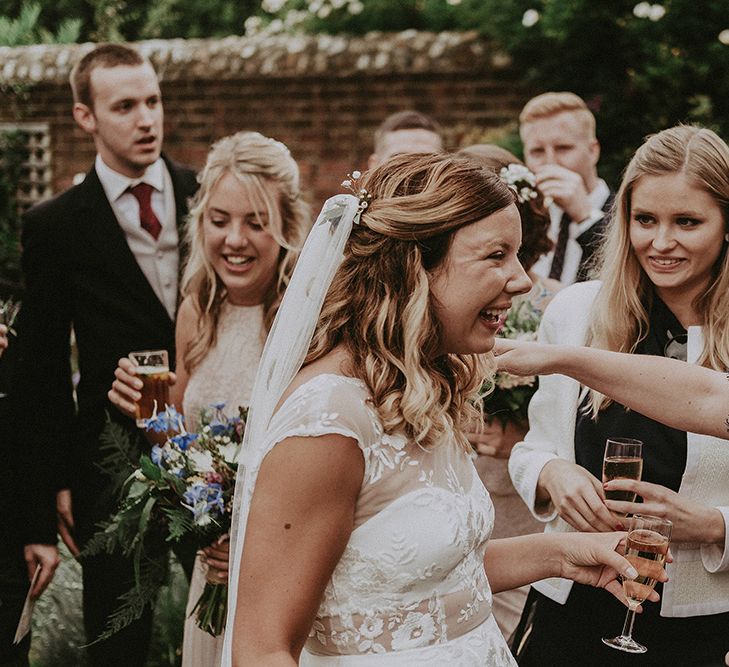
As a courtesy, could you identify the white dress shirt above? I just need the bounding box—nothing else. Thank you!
[530,178,611,285]
[95,155,179,319]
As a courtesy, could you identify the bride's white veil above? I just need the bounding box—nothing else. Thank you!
[221,193,362,665]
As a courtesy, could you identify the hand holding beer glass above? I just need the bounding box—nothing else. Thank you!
[128,349,170,427]
[602,513,672,654]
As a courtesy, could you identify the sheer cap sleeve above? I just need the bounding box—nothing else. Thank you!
[265,374,381,479]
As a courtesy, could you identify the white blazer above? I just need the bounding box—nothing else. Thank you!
[508,280,729,617]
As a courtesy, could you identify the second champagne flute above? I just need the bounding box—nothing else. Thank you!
[602,513,672,654]
[602,437,643,503]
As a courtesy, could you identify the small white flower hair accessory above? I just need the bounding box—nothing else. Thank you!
[499,163,539,204]
[341,170,372,224]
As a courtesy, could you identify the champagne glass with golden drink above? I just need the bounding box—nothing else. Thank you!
[602,437,643,505]
[602,514,672,654]
[129,349,170,427]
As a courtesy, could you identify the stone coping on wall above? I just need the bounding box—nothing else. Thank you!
[0,30,511,85]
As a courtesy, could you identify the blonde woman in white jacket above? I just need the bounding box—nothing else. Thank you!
[508,125,729,666]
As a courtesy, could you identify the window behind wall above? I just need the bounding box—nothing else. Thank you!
[0,123,52,296]
[0,122,53,212]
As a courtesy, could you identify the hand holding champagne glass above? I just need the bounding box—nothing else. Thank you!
[128,349,170,427]
[602,513,671,654]
[603,437,643,505]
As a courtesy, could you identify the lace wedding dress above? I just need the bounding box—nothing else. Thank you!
[266,373,516,666]
[180,301,264,667]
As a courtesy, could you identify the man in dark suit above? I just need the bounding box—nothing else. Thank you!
[519,91,613,284]
[12,43,197,666]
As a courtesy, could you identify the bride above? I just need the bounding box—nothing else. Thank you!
[222,153,657,666]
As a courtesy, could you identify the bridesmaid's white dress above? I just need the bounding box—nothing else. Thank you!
[181,302,264,667]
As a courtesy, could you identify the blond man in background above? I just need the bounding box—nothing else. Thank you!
[520,92,613,285]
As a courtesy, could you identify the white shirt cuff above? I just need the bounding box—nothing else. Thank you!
[701,506,729,573]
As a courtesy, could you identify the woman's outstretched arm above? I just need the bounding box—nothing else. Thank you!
[494,339,729,439]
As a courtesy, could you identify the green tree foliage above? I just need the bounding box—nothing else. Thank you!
[0,0,261,43]
[449,0,729,183]
[0,1,81,45]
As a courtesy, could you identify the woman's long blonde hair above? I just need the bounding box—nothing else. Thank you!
[306,153,515,450]
[181,131,310,373]
[587,125,729,415]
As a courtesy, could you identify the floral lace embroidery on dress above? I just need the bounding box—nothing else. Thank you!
[262,374,515,664]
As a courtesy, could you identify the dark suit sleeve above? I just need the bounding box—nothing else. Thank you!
[14,204,76,544]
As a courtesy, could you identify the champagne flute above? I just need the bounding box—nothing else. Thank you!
[602,437,643,505]
[602,513,672,653]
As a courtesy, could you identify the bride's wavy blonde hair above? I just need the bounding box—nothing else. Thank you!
[181,131,310,373]
[306,153,515,450]
[587,125,729,415]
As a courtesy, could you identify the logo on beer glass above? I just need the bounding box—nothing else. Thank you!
[129,349,170,427]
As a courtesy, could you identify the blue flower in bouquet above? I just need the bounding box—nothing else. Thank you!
[171,432,198,451]
[144,405,184,433]
[149,441,185,476]
[183,482,225,526]
[209,420,230,436]
[151,444,164,466]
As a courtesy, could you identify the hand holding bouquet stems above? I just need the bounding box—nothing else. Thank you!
[85,402,245,639]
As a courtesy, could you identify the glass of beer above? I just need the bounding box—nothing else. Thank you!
[129,349,170,427]
[602,513,672,653]
[602,437,643,505]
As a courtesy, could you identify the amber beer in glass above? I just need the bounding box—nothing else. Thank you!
[129,350,169,427]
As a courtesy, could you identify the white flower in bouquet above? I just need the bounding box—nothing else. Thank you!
[216,441,240,464]
[188,449,215,474]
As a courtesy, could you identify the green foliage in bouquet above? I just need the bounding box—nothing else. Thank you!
[480,297,541,427]
[83,403,245,641]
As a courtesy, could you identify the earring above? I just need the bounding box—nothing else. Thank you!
[725,233,729,242]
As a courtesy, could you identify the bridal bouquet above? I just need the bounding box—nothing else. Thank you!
[480,297,542,426]
[86,403,246,639]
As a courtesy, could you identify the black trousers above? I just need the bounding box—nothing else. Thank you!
[513,584,729,667]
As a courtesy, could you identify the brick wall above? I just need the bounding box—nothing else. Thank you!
[0,32,530,207]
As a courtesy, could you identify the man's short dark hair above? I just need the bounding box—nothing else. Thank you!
[373,110,442,153]
[70,43,148,108]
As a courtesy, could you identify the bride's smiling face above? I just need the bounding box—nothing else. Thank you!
[203,172,282,306]
[429,203,531,356]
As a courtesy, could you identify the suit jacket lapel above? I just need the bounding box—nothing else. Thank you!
[79,167,174,326]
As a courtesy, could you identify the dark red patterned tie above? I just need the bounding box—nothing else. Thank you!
[128,183,162,240]
[548,212,571,281]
